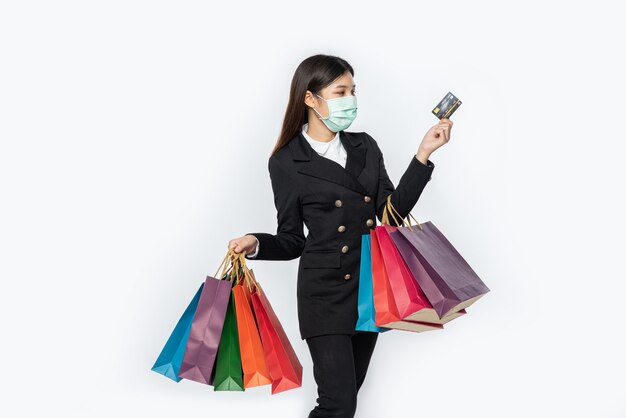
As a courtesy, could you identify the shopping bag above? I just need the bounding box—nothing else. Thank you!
[355,234,391,333]
[390,229,468,321]
[245,265,302,395]
[151,283,204,382]
[393,223,489,318]
[370,226,443,333]
[385,195,490,318]
[178,252,234,385]
[233,282,272,388]
[212,291,245,391]
[377,224,444,323]
[370,227,400,325]
[379,221,466,325]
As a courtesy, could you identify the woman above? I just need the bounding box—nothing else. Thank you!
[228,54,452,417]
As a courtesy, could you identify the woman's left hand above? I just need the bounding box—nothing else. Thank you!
[416,118,453,162]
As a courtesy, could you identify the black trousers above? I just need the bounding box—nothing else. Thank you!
[305,331,379,418]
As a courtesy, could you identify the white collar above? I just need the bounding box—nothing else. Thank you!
[301,123,341,156]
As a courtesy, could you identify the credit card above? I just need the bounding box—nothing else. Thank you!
[432,92,462,119]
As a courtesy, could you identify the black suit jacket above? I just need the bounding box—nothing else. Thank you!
[246,129,434,340]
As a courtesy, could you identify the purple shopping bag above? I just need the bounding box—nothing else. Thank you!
[178,274,233,385]
[390,222,490,319]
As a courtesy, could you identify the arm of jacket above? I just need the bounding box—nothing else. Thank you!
[367,133,435,224]
[244,156,305,261]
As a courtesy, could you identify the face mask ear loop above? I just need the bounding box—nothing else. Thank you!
[312,107,325,120]
[313,94,328,120]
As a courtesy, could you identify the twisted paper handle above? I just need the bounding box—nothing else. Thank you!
[214,247,261,295]
[233,251,261,295]
[214,249,233,280]
[381,194,424,231]
[213,248,245,284]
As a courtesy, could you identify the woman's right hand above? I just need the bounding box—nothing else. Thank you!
[228,234,259,256]
[417,118,453,159]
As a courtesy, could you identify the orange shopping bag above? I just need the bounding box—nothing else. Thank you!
[232,276,272,388]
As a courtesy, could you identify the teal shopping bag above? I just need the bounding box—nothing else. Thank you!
[151,283,204,382]
[356,234,391,333]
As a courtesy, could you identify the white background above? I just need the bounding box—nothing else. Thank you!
[1,1,625,417]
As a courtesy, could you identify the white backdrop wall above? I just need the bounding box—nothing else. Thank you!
[1,1,624,417]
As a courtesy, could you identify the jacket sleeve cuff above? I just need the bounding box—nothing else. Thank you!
[245,235,260,259]
[244,233,270,259]
[404,155,435,185]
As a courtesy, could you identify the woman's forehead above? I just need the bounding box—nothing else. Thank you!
[326,73,356,90]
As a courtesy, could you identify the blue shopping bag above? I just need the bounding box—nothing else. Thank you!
[356,234,391,333]
[151,283,204,382]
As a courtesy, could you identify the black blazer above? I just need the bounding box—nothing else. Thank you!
[246,129,434,340]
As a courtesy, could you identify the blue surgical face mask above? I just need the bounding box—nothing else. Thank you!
[312,94,358,132]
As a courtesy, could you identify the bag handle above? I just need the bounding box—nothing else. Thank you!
[381,194,424,231]
[240,252,261,294]
[381,195,401,226]
[213,248,241,283]
[214,247,261,295]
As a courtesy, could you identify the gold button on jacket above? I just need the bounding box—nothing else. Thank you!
[245,130,435,340]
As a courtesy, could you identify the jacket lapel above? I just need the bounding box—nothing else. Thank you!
[289,130,368,195]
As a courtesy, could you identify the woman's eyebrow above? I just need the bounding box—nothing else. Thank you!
[332,84,356,89]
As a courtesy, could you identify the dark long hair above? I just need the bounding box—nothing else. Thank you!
[270,54,354,157]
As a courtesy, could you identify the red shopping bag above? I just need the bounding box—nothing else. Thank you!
[370,228,401,326]
[377,224,464,325]
[371,227,443,333]
[248,270,303,395]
